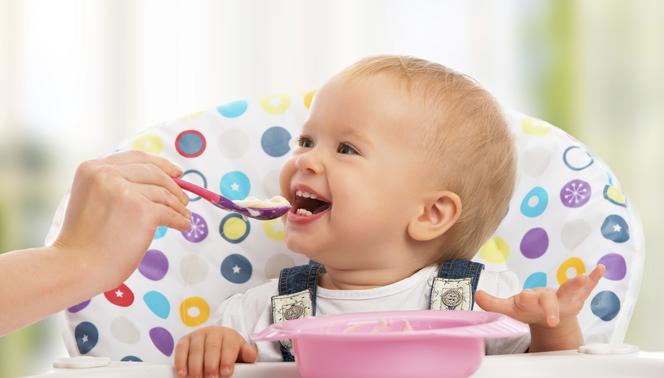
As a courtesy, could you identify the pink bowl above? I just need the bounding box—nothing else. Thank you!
[253,310,528,378]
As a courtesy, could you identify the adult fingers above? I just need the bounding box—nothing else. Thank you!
[104,150,183,178]
[204,332,223,378]
[150,202,191,232]
[137,183,192,220]
[174,335,190,378]
[116,163,188,205]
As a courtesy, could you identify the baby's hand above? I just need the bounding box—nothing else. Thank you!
[174,326,257,378]
[475,264,605,328]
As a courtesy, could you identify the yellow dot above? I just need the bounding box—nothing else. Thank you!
[479,236,509,264]
[131,134,164,155]
[303,91,316,110]
[223,217,248,241]
[177,111,204,121]
[557,257,586,285]
[605,186,626,206]
[260,94,291,115]
[522,117,552,136]
[180,296,210,327]
[263,218,285,241]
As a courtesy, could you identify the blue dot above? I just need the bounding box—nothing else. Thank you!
[176,130,206,158]
[591,290,621,321]
[601,214,630,243]
[181,169,208,202]
[74,321,99,354]
[221,254,253,284]
[520,187,548,217]
[121,356,143,362]
[261,126,292,157]
[153,226,167,240]
[220,171,251,200]
[523,272,547,289]
[217,100,248,118]
[144,291,171,319]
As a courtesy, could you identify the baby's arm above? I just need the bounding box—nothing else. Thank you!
[174,325,257,378]
[476,264,605,352]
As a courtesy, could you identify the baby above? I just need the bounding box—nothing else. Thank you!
[174,55,604,378]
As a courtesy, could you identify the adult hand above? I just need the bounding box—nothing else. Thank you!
[53,150,191,292]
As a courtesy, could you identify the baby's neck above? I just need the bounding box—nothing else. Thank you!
[318,265,426,290]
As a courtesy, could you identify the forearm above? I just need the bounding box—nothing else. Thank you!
[528,317,584,352]
[0,246,103,336]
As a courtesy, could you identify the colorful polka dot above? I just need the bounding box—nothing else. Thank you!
[260,94,291,115]
[217,100,248,118]
[523,272,547,289]
[121,356,143,362]
[110,316,140,344]
[180,170,207,201]
[149,327,174,356]
[220,171,251,200]
[180,254,209,285]
[261,126,292,157]
[520,187,548,217]
[479,237,509,264]
[563,146,594,171]
[219,213,251,243]
[139,249,169,281]
[144,291,171,319]
[263,218,286,241]
[591,291,621,321]
[180,297,210,327]
[520,228,549,259]
[604,185,627,207]
[132,133,164,155]
[304,91,316,109]
[598,253,627,281]
[221,254,253,284]
[175,130,206,158]
[104,283,135,307]
[601,215,630,243]
[181,212,208,243]
[560,179,591,208]
[556,257,586,285]
[522,117,552,136]
[68,299,90,313]
[153,226,168,239]
[75,321,99,354]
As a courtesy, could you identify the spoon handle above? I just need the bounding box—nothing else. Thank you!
[173,177,222,204]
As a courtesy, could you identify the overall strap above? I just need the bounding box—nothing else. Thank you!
[430,259,484,311]
[272,261,323,362]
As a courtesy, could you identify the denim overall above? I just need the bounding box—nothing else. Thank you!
[270,259,484,362]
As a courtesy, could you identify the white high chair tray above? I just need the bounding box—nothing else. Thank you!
[27,350,664,378]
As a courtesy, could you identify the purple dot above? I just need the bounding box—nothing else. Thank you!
[560,179,591,208]
[149,327,174,356]
[139,249,169,281]
[68,299,91,313]
[181,213,208,243]
[597,253,627,280]
[520,227,549,259]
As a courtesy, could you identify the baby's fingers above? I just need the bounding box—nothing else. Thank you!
[174,335,190,377]
[539,289,560,327]
[187,332,206,378]
[204,332,223,378]
[475,290,517,318]
[219,336,241,377]
[589,264,606,286]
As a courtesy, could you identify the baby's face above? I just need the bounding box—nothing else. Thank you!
[279,74,434,269]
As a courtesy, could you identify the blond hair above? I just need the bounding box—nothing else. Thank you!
[339,55,516,261]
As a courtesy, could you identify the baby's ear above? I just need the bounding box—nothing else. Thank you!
[407,191,461,242]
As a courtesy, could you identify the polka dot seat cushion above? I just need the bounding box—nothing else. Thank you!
[45,93,643,362]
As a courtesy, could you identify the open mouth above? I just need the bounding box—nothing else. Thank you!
[291,189,331,217]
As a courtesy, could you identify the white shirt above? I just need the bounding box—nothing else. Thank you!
[216,265,531,361]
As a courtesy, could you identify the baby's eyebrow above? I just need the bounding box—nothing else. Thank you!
[338,127,372,146]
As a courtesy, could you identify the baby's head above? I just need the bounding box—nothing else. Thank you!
[280,55,516,273]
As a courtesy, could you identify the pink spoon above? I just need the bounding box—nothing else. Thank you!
[174,177,290,220]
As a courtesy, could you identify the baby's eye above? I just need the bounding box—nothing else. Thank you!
[297,136,314,148]
[337,142,359,155]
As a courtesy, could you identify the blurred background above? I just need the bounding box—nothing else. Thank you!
[1,0,663,376]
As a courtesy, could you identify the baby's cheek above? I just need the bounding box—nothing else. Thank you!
[279,160,296,195]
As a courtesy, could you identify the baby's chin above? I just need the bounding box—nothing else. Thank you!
[284,236,324,261]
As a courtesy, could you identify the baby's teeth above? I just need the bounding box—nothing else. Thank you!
[310,194,317,199]
[296,209,313,216]
[296,190,303,197]
[302,192,310,198]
